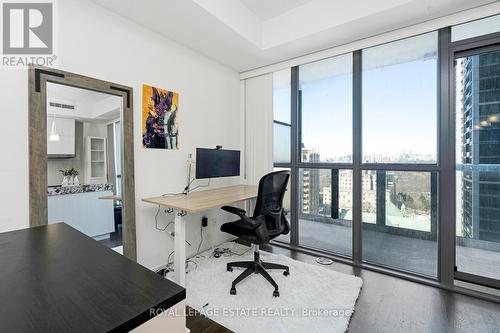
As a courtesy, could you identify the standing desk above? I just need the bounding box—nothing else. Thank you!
[142,184,258,286]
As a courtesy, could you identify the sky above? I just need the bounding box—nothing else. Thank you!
[274,57,438,162]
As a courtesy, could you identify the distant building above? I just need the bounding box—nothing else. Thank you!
[323,186,331,205]
[300,148,320,214]
[362,170,377,214]
[459,51,500,242]
[339,170,353,209]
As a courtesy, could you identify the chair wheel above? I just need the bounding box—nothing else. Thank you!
[227,267,233,272]
[230,288,236,295]
[283,270,290,276]
[273,290,280,297]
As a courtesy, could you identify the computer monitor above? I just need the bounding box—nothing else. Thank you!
[196,148,240,179]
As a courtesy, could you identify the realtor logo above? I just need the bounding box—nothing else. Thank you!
[1,1,56,67]
[2,2,53,54]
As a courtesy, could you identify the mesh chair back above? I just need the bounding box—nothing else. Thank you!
[253,170,290,236]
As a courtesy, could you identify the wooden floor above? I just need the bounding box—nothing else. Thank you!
[186,244,500,333]
[186,306,233,333]
[98,228,122,248]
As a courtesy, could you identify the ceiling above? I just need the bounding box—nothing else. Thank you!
[47,83,112,105]
[90,0,498,72]
[47,83,122,121]
[239,0,312,20]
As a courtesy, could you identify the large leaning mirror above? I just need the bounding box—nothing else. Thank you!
[29,66,136,261]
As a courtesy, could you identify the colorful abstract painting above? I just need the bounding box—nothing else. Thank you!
[142,84,179,149]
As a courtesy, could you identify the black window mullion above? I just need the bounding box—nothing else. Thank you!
[376,170,386,227]
[352,50,363,264]
[331,169,339,220]
[431,172,438,240]
[290,66,300,247]
[438,27,455,285]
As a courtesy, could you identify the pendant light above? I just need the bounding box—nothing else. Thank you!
[48,114,60,142]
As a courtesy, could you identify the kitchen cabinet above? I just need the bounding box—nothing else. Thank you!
[48,190,114,239]
[47,117,76,156]
[85,136,108,184]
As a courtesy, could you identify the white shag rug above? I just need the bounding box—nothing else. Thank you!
[185,242,363,333]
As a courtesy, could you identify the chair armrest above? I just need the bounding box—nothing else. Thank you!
[221,205,263,228]
[221,206,269,243]
[221,205,246,216]
[248,215,270,243]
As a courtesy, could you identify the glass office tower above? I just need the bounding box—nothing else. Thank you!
[458,51,500,243]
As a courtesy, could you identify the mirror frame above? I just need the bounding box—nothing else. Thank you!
[28,65,137,261]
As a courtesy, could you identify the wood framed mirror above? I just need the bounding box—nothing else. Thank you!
[28,65,136,261]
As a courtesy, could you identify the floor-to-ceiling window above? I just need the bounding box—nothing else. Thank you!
[454,48,500,283]
[297,54,353,257]
[273,69,292,165]
[451,14,500,290]
[269,14,500,288]
[361,32,439,277]
[271,33,439,275]
[273,69,292,243]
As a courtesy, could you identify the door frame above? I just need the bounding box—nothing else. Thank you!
[450,32,500,289]
[28,65,137,261]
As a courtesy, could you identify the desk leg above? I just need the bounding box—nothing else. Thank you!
[174,211,186,287]
[245,198,255,214]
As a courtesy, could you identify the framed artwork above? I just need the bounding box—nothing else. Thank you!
[142,84,179,149]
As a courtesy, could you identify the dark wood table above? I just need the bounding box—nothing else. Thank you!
[0,223,185,332]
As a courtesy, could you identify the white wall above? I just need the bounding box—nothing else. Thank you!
[0,69,29,232]
[0,0,241,270]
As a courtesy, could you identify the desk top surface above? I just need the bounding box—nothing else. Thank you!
[142,184,258,212]
[0,223,185,333]
[98,194,123,201]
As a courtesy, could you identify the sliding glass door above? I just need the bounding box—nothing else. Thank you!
[454,47,500,287]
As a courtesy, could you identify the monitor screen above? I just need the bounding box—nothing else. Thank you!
[196,148,240,179]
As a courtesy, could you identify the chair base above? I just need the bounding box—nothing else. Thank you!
[226,248,289,297]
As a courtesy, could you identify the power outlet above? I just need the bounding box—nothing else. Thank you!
[201,216,208,227]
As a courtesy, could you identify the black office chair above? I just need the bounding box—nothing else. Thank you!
[220,170,290,297]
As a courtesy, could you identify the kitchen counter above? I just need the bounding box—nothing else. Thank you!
[48,185,115,239]
[48,183,113,196]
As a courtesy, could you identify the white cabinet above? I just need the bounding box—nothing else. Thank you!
[47,118,75,156]
[48,191,115,239]
[85,136,108,184]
